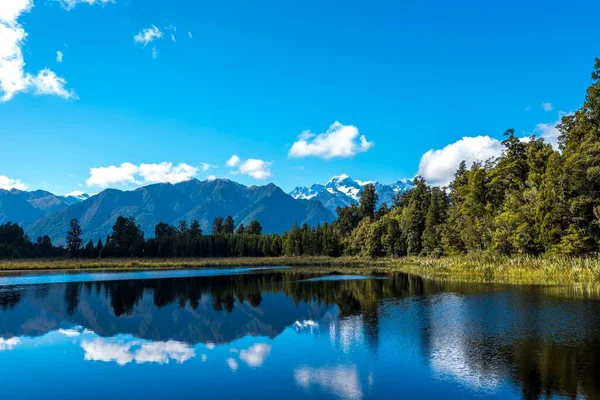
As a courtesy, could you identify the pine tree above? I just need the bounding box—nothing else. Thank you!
[223,216,235,234]
[212,217,224,235]
[66,218,83,257]
[359,183,378,220]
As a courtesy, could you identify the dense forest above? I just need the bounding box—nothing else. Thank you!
[1,59,600,259]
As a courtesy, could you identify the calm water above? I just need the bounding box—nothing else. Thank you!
[1,268,599,399]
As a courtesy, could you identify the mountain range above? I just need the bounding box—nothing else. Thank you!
[1,179,334,245]
[289,174,414,214]
[0,175,413,245]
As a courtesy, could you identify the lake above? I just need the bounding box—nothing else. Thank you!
[0,267,599,399]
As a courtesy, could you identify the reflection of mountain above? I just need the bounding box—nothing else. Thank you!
[0,272,439,346]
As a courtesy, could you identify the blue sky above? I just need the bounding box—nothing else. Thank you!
[1,0,599,194]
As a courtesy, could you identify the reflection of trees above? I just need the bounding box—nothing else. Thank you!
[420,290,600,400]
[0,287,21,310]
[2,271,600,398]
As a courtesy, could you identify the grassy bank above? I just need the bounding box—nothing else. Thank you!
[1,255,600,286]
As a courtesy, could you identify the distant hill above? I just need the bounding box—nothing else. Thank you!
[17,179,334,245]
[290,174,414,214]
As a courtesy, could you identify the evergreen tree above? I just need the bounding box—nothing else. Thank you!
[66,218,83,257]
[223,216,235,234]
[247,220,263,235]
[212,217,224,235]
[235,223,246,235]
[359,183,378,220]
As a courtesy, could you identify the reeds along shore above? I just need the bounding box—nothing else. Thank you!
[1,255,600,286]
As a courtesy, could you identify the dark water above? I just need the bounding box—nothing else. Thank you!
[1,268,599,399]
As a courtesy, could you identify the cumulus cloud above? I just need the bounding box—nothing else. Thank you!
[0,0,77,101]
[225,155,241,167]
[138,162,198,184]
[288,121,374,159]
[226,155,272,179]
[239,343,271,367]
[134,25,163,47]
[0,175,27,190]
[56,51,63,63]
[239,159,272,180]
[86,162,199,188]
[207,175,217,182]
[81,338,195,366]
[86,162,139,188]
[417,136,504,186]
[0,337,19,351]
[542,102,553,112]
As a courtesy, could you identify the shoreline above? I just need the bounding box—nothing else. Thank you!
[0,255,599,286]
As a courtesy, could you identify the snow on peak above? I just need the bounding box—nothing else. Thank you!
[327,173,350,184]
[63,191,90,200]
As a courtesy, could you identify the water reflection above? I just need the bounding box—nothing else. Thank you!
[0,270,600,399]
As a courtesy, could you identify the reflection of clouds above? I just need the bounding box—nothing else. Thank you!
[201,354,207,362]
[239,343,271,367]
[226,357,238,370]
[57,328,81,337]
[205,342,215,350]
[328,316,364,353]
[294,366,363,400]
[294,320,319,333]
[429,295,503,392]
[0,337,19,351]
[81,338,195,366]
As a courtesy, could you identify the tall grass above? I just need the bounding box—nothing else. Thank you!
[1,254,600,285]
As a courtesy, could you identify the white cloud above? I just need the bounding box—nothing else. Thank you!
[64,190,85,197]
[81,338,195,366]
[171,33,176,42]
[200,162,214,172]
[542,102,553,112]
[188,31,193,39]
[534,121,560,149]
[239,343,271,367]
[226,357,238,371]
[86,162,139,188]
[86,162,199,188]
[56,0,115,11]
[239,159,272,180]
[151,46,158,59]
[417,136,504,186]
[0,175,27,190]
[134,25,163,47]
[288,121,374,159]
[56,51,63,63]
[0,337,19,351]
[226,155,272,180]
[207,175,217,181]
[226,155,241,167]
[0,0,77,101]
[294,366,363,400]
[138,162,198,184]
[205,342,215,350]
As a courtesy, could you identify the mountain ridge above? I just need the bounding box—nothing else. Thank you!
[1,178,334,245]
[290,174,414,213]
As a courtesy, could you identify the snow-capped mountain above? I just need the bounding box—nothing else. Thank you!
[61,191,92,205]
[290,174,414,214]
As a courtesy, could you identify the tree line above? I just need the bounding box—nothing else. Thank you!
[1,59,600,259]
